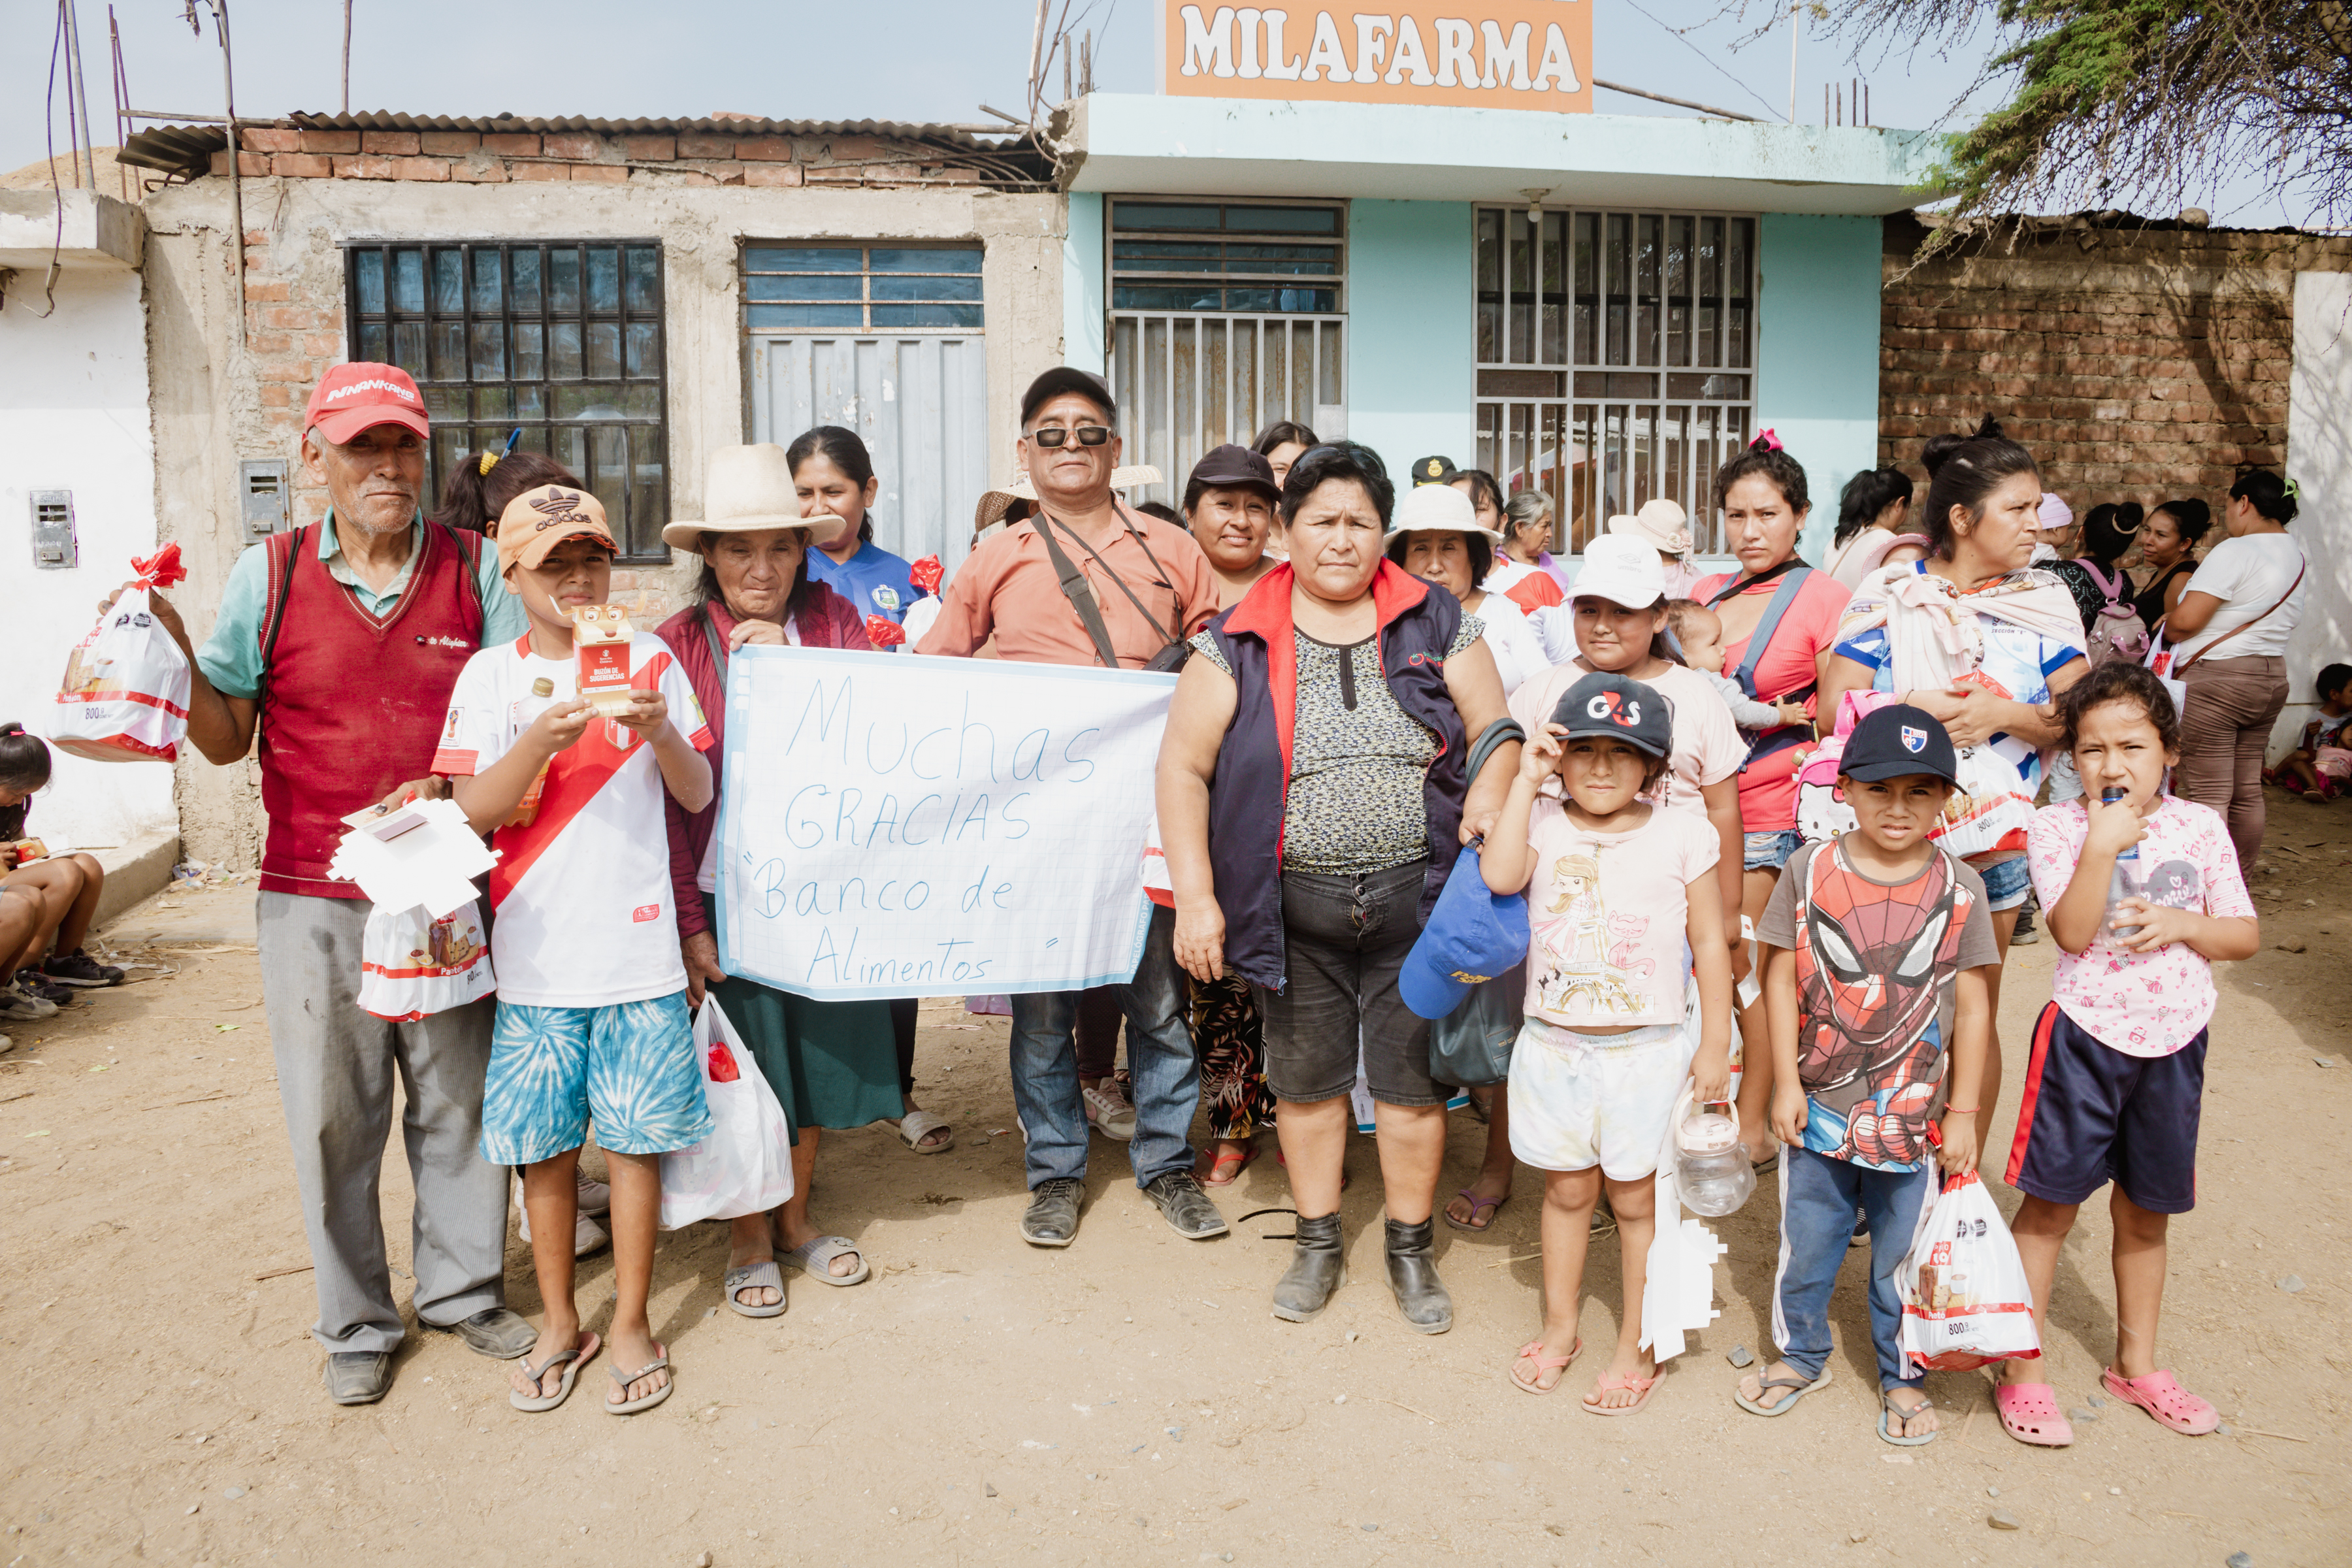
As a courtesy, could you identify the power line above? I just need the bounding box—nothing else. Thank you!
[1620,0,1789,123]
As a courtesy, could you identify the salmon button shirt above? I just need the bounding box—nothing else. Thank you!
[915,513,1221,668]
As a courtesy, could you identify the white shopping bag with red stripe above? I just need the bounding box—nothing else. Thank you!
[50,544,192,762]
[1898,1167,2042,1374]
[357,899,495,1021]
[659,999,796,1229]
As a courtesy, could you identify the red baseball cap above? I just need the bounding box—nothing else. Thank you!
[303,362,430,445]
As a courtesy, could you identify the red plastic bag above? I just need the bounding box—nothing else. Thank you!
[50,544,191,762]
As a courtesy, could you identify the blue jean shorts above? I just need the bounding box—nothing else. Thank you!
[1742,829,1805,872]
[482,991,710,1165]
[1971,853,2033,912]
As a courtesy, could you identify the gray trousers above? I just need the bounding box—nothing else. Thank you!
[257,890,510,1353]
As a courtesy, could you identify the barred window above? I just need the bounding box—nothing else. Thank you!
[344,240,670,560]
[743,246,984,332]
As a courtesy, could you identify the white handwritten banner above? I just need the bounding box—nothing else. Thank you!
[714,647,1179,1000]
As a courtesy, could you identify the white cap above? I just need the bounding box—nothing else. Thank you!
[1573,532,1669,610]
[1384,481,1499,543]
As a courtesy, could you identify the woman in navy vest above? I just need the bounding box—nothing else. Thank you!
[1156,443,1520,1333]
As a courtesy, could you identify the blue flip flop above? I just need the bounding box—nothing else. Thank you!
[1733,1365,1832,1416]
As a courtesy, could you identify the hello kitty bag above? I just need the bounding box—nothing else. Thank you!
[357,899,495,1021]
[1794,690,1901,843]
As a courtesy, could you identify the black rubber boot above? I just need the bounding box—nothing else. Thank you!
[1384,1217,1453,1334]
[1271,1212,1346,1321]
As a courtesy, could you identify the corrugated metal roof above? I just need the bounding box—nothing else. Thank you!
[120,111,1047,182]
[282,110,1033,152]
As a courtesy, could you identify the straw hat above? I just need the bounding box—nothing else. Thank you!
[1609,498,1694,561]
[972,465,1168,538]
[661,444,849,550]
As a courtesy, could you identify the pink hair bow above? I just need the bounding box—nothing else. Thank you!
[1752,428,1783,452]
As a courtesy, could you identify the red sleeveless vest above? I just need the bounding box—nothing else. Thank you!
[255,521,484,898]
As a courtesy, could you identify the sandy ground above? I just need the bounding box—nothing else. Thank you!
[2,796,2348,1568]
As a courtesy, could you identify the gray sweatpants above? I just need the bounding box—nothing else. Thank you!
[257,890,510,1354]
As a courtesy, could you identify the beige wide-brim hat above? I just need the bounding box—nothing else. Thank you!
[1382,478,1502,545]
[662,443,850,551]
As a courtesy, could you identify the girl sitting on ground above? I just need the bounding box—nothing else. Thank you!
[0,723,123,1025]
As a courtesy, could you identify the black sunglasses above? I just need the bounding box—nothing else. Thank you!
[1029,425,1112,448]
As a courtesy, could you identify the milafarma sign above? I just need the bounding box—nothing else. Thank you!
[1159,1,1590,112]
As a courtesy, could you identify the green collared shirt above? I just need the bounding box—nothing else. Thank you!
[195,512,525,700]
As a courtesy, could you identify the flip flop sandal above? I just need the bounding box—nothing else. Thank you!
[1509,1337,1581,1395]
[509,1332,598,1413]
[897,1109,955,1154]
[2101,1366,2220,1435]
[1993,1380,2074,1446]
[1443,1188,1508,1233]
[606,1350,672,1416]
[1582,1369,1662,1417]
[1203,1143,1260,1186]
[723,1258,785,1319]
[1734,1365,1833,1416]
[1878,1390,1941,1446]
[783,1234,872,1286]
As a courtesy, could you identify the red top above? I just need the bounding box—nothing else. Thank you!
[1691,565,1855,832]
[257,521,483,898]
[659,585,870,938]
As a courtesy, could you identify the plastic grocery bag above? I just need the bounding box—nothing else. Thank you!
[1640,1102,1729,1364]
[659,999,795,1230]
[50,544,191,762]
[1897,1168,2044,1375]
[357,899,495,1021]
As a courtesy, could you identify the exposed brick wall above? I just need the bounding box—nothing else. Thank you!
[208,126,989,191]
[1878,215,2352,501]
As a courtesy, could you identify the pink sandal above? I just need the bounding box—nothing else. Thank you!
[1993,1380,2074,1446]
[2102,1367,2219,1435]
[1508,1337,1580,1395]
[1582,1369,1661,1416]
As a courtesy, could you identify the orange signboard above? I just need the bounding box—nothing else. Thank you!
[1160,1,1592,113]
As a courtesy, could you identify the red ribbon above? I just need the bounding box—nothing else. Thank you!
[864,614,908,648]
[131,541,187,589]
[908,554,944,595]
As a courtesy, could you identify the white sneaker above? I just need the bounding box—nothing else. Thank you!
[515,1184,611,1256]
[1081,1081,1137,1141]
[0,980,56,1022]
[575,1173,612,1216]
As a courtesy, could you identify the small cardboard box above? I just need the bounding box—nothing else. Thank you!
[570,605,637,717]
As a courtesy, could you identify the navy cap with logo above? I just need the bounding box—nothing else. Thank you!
[1838,703,1958,785]
[1398,848,1531,1021]
[1185,443,1281,503]
[1548,670,1673,761]
[1410,454,1460,487]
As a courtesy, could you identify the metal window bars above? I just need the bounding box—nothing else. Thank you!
[741,245,985,334]
[342,239,670,560]
[1473,207,1756,555]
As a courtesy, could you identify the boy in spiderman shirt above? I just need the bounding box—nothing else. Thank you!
[1733,706,1997,1445]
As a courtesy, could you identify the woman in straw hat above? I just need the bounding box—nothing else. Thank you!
[1609,498,1708,600]
[657,444,913,1318]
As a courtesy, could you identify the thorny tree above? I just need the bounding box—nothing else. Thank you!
[1748,2,2352,240]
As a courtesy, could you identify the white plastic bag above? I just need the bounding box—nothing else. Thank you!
[357,899,494,1021]
[1897,1169,2044,1374]
[1640,1102,1729,1365]
[1929,743,2036,860]
[659,999,795,1230]
[50,545,191,763]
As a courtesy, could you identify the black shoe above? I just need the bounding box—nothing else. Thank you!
[41,949,123,988]
[428,1307,538,1359]
[323,1351,393,1405]
[1021,1177,1085,1247]
[1143,1172,1229,1239]
[1384,1218,1453,1335]
[1272,1212,1346,1321]
[16,971,73,1007]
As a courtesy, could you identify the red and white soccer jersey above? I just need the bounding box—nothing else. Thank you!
[433,632,711,1007]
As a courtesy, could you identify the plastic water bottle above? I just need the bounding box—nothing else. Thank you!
[2101,786,2144,938]
[510,676,559,827]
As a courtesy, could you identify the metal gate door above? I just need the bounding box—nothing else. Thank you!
[747,335,988,576]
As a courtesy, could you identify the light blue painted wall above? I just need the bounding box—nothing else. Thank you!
[1347,200,1476,481]
[1754,214,1884,561]
[1062,191,1105,375]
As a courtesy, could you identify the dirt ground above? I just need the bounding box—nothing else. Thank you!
[1,795,2348,1568]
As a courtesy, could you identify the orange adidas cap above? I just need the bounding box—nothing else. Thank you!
[495,483,619,574]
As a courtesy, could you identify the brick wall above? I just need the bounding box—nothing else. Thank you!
[1877,214,2352,502]
[211,125,990,192]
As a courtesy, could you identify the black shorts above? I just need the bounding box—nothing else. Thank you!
[1252,859,1443,1109]
[2005,1002,2204,1214]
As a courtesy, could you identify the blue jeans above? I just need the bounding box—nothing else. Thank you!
[1008,906,1199,1191]
[1743,828,1805,872]
[1773,1145,1935,1390]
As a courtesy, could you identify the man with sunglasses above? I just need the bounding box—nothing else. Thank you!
[919,367,1224,1249]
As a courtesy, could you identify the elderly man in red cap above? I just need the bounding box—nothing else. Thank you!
[135,365,536,1405]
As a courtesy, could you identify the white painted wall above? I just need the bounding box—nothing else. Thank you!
[2282,272,2352,757]
[0,265,174,849]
